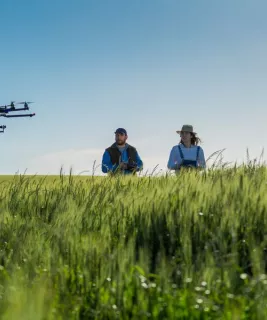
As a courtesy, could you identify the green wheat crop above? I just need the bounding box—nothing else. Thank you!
[0,165,267,319]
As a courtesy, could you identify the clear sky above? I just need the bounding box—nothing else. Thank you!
[0,0,266,175]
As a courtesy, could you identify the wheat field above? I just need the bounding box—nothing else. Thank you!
[0,165,267,319]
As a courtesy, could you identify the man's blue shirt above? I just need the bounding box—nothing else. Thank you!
[102,143,143,174]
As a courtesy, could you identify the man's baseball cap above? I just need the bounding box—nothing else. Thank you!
[114,128,127,135]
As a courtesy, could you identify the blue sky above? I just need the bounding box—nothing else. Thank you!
[0,0,266,174]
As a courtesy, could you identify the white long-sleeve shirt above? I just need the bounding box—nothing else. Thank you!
[167,144,206,170]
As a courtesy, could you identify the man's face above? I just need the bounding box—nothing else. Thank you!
[115,133,128,145]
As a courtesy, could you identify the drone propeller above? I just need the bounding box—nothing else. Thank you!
[16,101,34,109]
[18,101,34,104]
[18,101,34,105]
[0,101,17,108]
[6,101,16,108]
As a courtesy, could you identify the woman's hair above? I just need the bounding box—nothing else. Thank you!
[180,133,201,146]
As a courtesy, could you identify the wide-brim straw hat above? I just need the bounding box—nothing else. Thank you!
[176,124,197,135]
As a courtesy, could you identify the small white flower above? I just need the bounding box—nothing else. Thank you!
[259,274,266,281]
[196,298,203,304]
[212,305,219,311]
[198,212,204,216]
[201,281,207,287]
[205,290,210,295]
[185,278,192,283]
[106,277,111,282]
[251,279,257,286]
[240,273,248,280]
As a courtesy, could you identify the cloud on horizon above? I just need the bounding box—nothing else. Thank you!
[27,148,168,175]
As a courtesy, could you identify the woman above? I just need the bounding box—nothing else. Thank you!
[167,124,206,171]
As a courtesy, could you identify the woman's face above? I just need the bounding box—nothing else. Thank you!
[180,131,192,144]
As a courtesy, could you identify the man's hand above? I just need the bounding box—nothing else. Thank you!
[119,162,128,170]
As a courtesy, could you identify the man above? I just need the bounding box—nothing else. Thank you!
[102,128,143,175]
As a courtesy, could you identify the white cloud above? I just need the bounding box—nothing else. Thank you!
[28,148,104,175]
[27,148,170,176]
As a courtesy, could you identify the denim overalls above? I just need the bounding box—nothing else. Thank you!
[178,145,200,169]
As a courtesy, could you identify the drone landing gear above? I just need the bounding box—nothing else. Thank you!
[0,125,6,133]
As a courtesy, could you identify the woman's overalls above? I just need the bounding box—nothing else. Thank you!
[178,145,200,169]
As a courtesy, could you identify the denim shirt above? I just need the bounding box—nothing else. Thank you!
[167,144,206,170]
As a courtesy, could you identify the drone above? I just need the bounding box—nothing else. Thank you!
[0,101,36,133]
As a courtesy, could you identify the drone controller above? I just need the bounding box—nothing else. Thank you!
[126,163,138,170]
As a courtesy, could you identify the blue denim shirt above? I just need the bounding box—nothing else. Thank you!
[167,144,206,170]
[102,143,143,174]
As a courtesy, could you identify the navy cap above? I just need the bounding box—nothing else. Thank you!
[115,128,127,135]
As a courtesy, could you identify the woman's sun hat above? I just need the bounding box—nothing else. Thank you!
[176,124,197,135]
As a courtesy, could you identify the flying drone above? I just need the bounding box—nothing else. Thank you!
[0,101,36,133]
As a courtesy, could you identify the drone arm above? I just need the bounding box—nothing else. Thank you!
[1,113,35,118]
[4,107,29,113]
